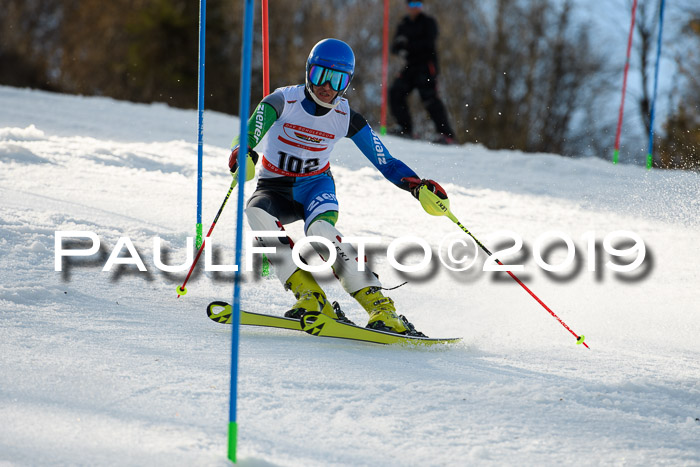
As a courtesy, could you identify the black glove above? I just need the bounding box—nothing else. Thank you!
[401,176,448,200]
[229,146,259,171]
[229,146,259,181]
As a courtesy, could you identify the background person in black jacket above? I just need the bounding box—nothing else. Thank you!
[389,0,455,144]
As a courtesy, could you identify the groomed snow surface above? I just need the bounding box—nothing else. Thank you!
[1,86,699,466]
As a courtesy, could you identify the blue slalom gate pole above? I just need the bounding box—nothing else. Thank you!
[195,0,207,248]
[646,0,666,170]
[228,0,255,462]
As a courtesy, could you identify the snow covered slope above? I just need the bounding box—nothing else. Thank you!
[1,86,698,466]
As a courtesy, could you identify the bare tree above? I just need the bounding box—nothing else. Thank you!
[0,0,63,89]
[633,0,660,135]
[657,10,700,170]
[437,0,606,155]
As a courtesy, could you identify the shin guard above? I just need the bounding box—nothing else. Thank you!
[245,206,298,284]
[306,220,381,294]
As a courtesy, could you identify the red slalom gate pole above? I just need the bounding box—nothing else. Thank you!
[176,179,237,298]
[612,0,638,164]
[261,0,270,96]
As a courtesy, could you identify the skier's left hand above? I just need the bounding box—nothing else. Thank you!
[401,177,448,201]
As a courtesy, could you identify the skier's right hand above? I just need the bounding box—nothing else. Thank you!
[229,146,259,181]
[401,177,448,201]
[401,177,451,217]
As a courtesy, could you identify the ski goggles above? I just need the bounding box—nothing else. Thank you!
[308,65,351,92]
[407,1,423,7]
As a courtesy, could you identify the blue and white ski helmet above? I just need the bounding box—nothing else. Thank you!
[305,38,355,105]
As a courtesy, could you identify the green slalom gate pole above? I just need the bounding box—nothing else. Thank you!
[416,186,589,349]
[228,0,255,462]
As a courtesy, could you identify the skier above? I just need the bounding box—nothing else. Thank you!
[229,38,448,336]
[389,0,455,144]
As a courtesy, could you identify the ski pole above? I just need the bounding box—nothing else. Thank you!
[177,177,238,298]
[417,185,589,349]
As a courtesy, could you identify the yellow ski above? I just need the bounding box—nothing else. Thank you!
[206,301,461,346]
